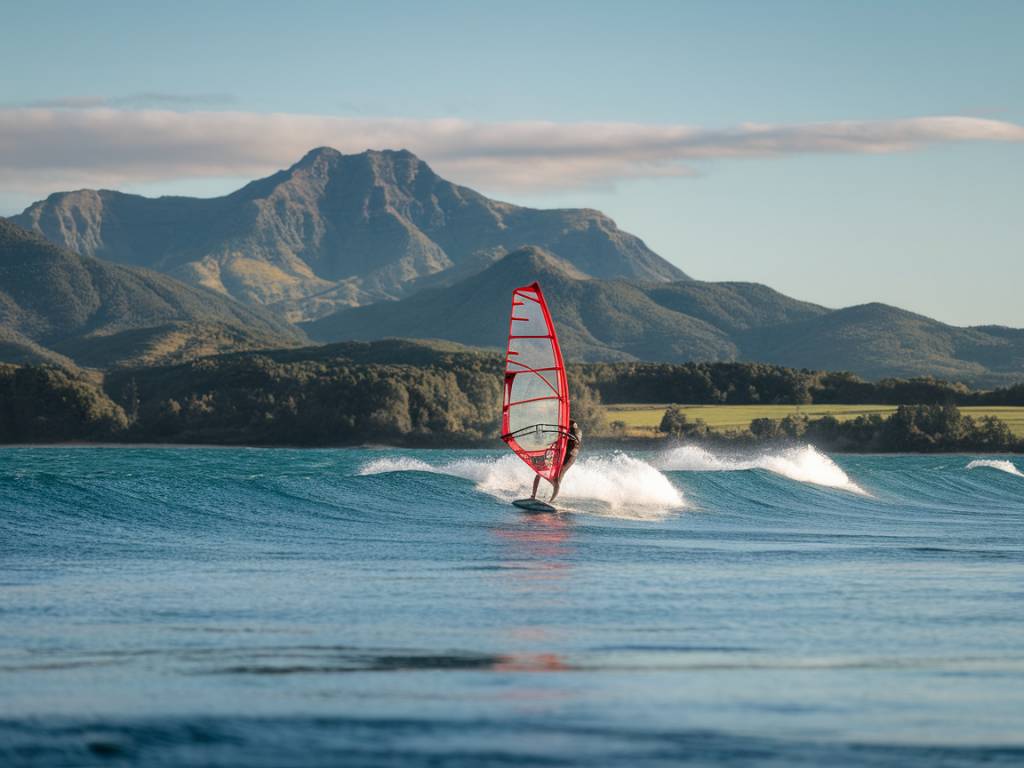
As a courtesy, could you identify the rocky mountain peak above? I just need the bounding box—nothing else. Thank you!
[12,148,689,321]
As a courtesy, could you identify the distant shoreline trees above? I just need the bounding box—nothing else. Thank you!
[0,364,128,442]
[575,362,1024,408]
[1,351,1022,451]
[657,403,1020,453]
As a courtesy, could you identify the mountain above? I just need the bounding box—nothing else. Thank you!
[641,281,828,333]
[12,148,1021,385]
[0,219,306,368]
[12,148,687,322]
[304,247,1024,386]
[306,247,790,363]
[0,326,79,369]
[739,303,1024,384]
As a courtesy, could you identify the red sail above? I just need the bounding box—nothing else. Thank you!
[501,282,571,482]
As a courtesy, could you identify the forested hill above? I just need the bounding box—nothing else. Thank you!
[737,302,1024,383]
[305,247,823,362]
[0,219,307,369]
[305,247,1024,387]
[13,147,685,321]
[2,340,1023,448]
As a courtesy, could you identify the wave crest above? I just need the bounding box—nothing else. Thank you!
[658,444,866,495]
[359,453,685,518]
[966,459,1024,478]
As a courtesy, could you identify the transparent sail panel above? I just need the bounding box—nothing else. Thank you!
[508,338,554,372]
[502,281,570,481]
[509,371,557,404]
[509,399,560,450]
[511,291,548,336]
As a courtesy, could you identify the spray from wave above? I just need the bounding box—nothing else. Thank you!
[658,444,867,495]
[966,459,1024,478]
[358,454,685,518]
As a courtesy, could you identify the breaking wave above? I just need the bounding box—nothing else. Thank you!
[966,459,1024,478]
[658,444,867,495]
[358,453,685,518]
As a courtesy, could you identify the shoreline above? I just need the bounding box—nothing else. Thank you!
[1,439,1020,456]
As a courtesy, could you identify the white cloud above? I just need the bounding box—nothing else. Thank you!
[1,108,1022,205]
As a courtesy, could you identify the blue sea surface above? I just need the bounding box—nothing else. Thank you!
[1,445,1023,766]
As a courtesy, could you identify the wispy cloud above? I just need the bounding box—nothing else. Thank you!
[1,108,1022,205]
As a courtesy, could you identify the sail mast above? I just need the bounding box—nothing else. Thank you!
[501,282,570,481]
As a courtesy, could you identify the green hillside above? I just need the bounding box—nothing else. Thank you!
[305,247,736,362]
[0,219,307,368]
[642,280,827,332]
[306,247,1024,386]
[0,326,79,369]
[739,302,1024,386]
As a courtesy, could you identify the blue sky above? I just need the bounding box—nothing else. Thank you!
[1,0,1021,325]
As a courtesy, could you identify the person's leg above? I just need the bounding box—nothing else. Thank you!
[550,455,576,503]
[531,474,541,499]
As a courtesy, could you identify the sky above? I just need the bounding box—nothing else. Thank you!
[1,0,1021,326]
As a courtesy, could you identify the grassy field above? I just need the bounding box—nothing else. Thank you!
[605,404,1024,437]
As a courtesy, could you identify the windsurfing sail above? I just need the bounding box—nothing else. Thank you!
[501,281,571,482]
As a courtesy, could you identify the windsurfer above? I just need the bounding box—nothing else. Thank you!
[531,419,582,502]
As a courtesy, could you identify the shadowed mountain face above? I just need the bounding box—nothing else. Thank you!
[305,247,817,363]
[738,303,1024,384]
[0,219,306,369]
[305,247,1024,386]
[13,148,687,322]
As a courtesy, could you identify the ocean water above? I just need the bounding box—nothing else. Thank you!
[2,445,1023,767]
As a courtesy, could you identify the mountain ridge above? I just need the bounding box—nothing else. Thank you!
[0,219,307,368]
[13,147,688,321]
[304,246,1024,386]
[8,148,1023,385]
[307,247,787,363]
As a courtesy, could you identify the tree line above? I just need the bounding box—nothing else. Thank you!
[0,364,128,442]
[1,352,1021,450]
[658,403,1021,452]
[575,362,1024,407]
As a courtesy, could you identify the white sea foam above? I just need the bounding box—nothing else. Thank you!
[966,459,1024,478]
[658,444,867,495]
[358,453,685,518]
[358,457,437,476]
